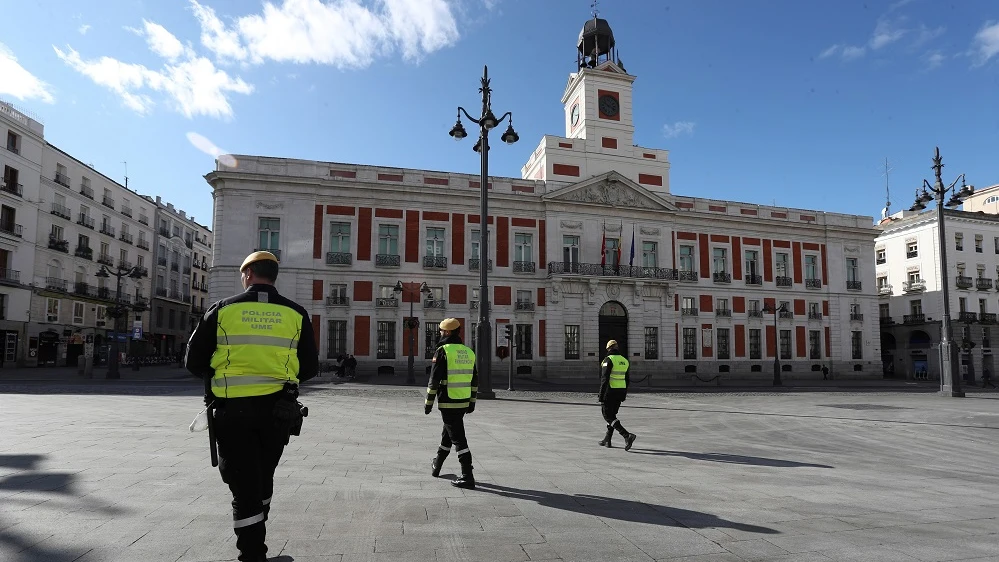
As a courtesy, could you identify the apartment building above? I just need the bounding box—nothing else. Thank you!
[191,221,212,320]
[204,17,882,381]
[149,196,201,356]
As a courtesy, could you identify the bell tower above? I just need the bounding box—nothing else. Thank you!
[562,15,636,147]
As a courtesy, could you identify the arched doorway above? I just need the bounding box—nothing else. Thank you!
[881,333,897,378]
[38,330,60,366]
[598,301,628,359]
[908,330,932,380]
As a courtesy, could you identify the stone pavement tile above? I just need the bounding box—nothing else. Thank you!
[732,553,834,562]
[263,522,326,539]
[521,542,560,561]
[814,545,924,561]
[768,516,865,535]
[341,549,438,562]
[654,554,743,562]
[763,532,881,554]
[317,521,403,537]
[539,532,655,562]
[834,521,974,545]
[884,536,996,562]
[477,515,535,532]
[282,537,376,555]
[716,538,791,560]
[434,543,529,562]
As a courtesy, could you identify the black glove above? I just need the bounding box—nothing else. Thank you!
[467,403,475,414]
[203,393,213,408]
[425,404,432,415]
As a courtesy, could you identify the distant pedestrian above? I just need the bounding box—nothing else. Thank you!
[822,366,829,380]
[983,367,996,389]
[598,340,637,451]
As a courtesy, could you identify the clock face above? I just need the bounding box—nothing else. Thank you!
[570,104,580,126]
[598,95,619,118]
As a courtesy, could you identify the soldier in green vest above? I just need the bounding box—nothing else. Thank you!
[598,339,637,450]
[425,317,478,489]
[186,251,318,562]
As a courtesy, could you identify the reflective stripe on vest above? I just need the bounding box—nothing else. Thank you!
[210,300,303,398]
[442,343,475,400]
[607,354,629,388]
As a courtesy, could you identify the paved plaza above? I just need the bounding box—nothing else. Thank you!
[1,378,997,562]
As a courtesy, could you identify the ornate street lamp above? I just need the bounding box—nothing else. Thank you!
[909,147,973,397]
[96,263,145,379]
[394,281,432,385]
[449,65,519,399]
[762,302,788,386]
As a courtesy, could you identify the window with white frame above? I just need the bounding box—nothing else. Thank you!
[46,298,59,322]
[379,285,396,298]
[641,241,657,267]
[779,329,792,360]
[852,331,863,359]
[846,258,859,282]
[329,222,350,253]
[72,301,85,325]
[717,328,730,360]
[682,327,697,359]
[426,227,445,257]
[906,241,918,256]
[564,325,580,359]
[955,232,963,250]
[257,217,280,250]
[514,233,533,263]
[471,229,481,259]
[378,225,399,255]
[749,328,761,359]
[562,235,579,266]
[516,289,532,306]
[645,327,658,359]
[804,255,818,280]
[678,245,694,272]
[712,248,727,274]
[96,305,107,327]
[745,250,760,278]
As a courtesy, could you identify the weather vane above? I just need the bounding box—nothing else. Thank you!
[591,0,599,18]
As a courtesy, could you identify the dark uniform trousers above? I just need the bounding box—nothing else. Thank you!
[435,410,473,476]
[601,395,630,436]
[214,395,286,562]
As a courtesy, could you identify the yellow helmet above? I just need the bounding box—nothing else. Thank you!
[606,339,618,350]
[439,318,461,331]
[240,251,279,272]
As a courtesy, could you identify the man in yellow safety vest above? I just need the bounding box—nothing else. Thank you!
[186,251,318,562]
[425,317,478,489]
[598,339,637,451]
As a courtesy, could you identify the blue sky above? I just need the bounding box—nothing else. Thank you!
[2,0,998,227]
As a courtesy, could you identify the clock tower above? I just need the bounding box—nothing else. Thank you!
[562,17,636,146]
[522,15,670,194]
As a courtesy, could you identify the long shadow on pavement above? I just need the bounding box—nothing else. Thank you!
[475,482,778,534]
[0,453,129,562]
[628,448,833,468]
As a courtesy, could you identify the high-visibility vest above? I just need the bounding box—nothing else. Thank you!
[442,343,475,401]
[606,354,629,388]
[209,301,303,398]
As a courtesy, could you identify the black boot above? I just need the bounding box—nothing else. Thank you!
[598,426,614,447]
[431,456,444,477]
[451,474,475,489]
[624,433,637,451]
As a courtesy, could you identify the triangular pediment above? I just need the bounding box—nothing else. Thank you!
[595,60,624,73]
[544,171,677,212]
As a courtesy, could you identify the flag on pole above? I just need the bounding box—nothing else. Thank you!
[629,225,635,267]
[600,221,607,267]
[616,220,623,267]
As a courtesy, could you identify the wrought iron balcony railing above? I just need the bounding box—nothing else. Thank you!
[376,254,400,267]
[468,258,492,271]
[980,313,997,325]
[138,215,149,225]
[715,309,732,317]
[712,272,731,284]
[50,203,71,219]
[97,253,114,266]
[513,261,536,273]
[77,214,94,229]
[745,274,763,286]
[677,270,698,282]
[977,278,993,291]
[805,278,822,289]
[955,276,973,289]
[326,252,352,265]
[121,206,132,218]
[80,185,93,199]
[54,173,70,187]
[45,277,68,291]
[903,313,925,324]
[546,261,678,280]
[850,313,864,321]
[0,222,21,237]
[847,281,863,291]
[99,224,115,237]
[102,196,115,209]
[48,238,69,252]
[423,255,448,269]
[1,181,22,197]
[779,310,794,319]
[376,297,399,307]
[515,301,535,311]
[906,250,918,258]
[74,246,93,260]
[876,257,886,265]
[775,276,792,287]
[326,296,349,306]
[902,280,925,292]
[748,310,764,318]
[959,311,977,323]
[424,299,445,308]
[0,268,18,285]
[137,239,150,250]
[681,307,699,316]
[880,316,895,325]
[879,285,893,295]
[808,312,823,320]
[469,301,491,310]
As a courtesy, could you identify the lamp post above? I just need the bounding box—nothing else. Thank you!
[449,65,519,399]
[394,281,431,385]
[909,147,973,398]
[96,264,143,379]
[762,302,788,386]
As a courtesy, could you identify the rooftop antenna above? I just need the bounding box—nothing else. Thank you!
[880,157,893,220]
[122,161,128,189]
[591,0,599,18]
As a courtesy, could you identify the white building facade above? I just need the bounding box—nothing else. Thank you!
[191,222,213,320]
[205,17,882,382]
[149,196,201,356]
[877,208,999,382]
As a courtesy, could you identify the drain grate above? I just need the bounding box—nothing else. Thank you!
[821,404,912,411]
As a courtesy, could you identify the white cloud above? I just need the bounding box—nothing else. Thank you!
[819,9,947,62]
[0,42,55,103]
[925,50,945,70]
[971,21,999,66]
[870,19,907,50]
[189,1,247,62]
[79,24,91,35]
[818,45,841,59]
[841,45,867,60]
[141,20,188,61]
[186,131,237,166]
[54,42,252,118]
[192,0,460,67]
[662,121,695,139]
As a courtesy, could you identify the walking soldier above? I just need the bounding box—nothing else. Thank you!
[598,339,637,450]
[425,318,478,489]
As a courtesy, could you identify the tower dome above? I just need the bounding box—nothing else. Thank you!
[577,17,616,69]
